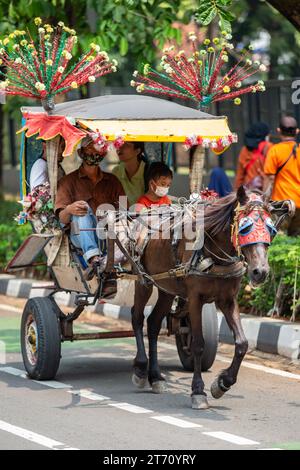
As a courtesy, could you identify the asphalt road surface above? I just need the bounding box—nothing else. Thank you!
[0,298,299,451]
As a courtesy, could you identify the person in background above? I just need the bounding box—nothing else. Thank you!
[136,162,172,209]
[112,142,149,208]
[30,137,65,190]
[235,122,272,190]
[264,115,300,236]
[208,166,232,197]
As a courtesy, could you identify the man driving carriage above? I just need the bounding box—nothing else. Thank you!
[55,136,126,270]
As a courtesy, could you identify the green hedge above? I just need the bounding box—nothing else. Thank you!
[0,200,21,225]
[239,234,300,318]
[0,223,32,270]
[0,200,33,269]
[0,201,49,275]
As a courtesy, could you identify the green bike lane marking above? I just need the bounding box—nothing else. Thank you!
[274,442,300,450]
[0,315,135,354]
[0,316,21,354]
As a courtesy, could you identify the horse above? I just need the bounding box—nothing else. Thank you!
[130,185,283,409]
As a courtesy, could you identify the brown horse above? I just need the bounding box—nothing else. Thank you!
[130,186,280,409]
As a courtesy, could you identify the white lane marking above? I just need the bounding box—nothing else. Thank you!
[216,355,300,381]
[0,367,71,388]
[151,415,202,428]
[31,379,71,389]
[0,366,25,377]
[0,419,79,450]
[203,431,259,446]
[109,402,152,414]
[68,389,110,401]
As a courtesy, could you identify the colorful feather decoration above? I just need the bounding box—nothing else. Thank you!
[131,31,266,111]
[0,18,117,112]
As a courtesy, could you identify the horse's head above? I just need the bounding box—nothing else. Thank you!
[231,186,277,286]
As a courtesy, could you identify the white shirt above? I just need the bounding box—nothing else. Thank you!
[30,158,48,190]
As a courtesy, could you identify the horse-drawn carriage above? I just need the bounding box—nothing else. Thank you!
[6,94,233,382]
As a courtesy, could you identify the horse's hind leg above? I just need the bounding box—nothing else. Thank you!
[131,281,153,388]
[189,296,209,410]
[147,291,174,393]
[211,298,248,399]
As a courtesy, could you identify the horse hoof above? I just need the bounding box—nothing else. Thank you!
[132,374,148,389]
[211,377,227,399]
[191,395,209,410]
[151,380,167,394]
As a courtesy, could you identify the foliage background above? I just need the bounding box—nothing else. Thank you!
[238,234,300,318]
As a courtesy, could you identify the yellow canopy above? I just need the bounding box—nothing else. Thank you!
[77,117,232,142]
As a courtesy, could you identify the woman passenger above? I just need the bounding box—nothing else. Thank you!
[112,142,149,208]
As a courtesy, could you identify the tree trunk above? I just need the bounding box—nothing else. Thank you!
[189,146,205,194]
[267,0,300,30]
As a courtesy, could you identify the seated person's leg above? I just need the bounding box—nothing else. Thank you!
[70,207,100,263]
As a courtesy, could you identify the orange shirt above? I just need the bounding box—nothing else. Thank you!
[264,141,300,208]
[136,194,171,208]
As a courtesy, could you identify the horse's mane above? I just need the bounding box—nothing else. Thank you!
[204,192,237,236]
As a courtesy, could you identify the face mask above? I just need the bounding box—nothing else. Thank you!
[155,185,169,197]
[81,153,104,166]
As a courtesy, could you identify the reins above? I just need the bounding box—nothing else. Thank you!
[115,199,248,296]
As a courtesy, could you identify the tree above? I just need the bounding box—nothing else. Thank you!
[267,0,300,31]
[230,0,300,79]
[195,0,300,32]
[0,0,198,196]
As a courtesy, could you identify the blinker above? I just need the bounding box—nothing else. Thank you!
[233,208,277,249]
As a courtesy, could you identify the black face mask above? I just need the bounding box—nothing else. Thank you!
[81,152,105,166]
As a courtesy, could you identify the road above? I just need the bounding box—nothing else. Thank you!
[0,297,299,451]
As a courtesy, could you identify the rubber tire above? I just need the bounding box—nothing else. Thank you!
[21,297,61,380]
[176,303,219,372]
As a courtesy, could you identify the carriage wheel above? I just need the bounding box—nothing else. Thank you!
[21,297,61,380]
[175,303,218,372]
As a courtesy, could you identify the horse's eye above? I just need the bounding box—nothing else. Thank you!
[265,217,277,237]
[238,217,253,235]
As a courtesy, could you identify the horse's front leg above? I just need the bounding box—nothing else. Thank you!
[189,296,209,410]
[147,291,174,393]
[131,282,153,389]
[211,297,248,399]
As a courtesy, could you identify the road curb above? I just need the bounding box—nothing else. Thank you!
[1,274,299,360]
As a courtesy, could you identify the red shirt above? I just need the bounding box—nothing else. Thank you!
[136,194,171,208]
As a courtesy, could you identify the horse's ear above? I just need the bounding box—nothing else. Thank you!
[263,186,272,203]
[236,185,248,205]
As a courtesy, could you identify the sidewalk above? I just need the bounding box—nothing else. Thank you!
[1,274,299,360]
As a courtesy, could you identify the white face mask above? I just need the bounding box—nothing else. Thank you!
[155,185,169,197]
